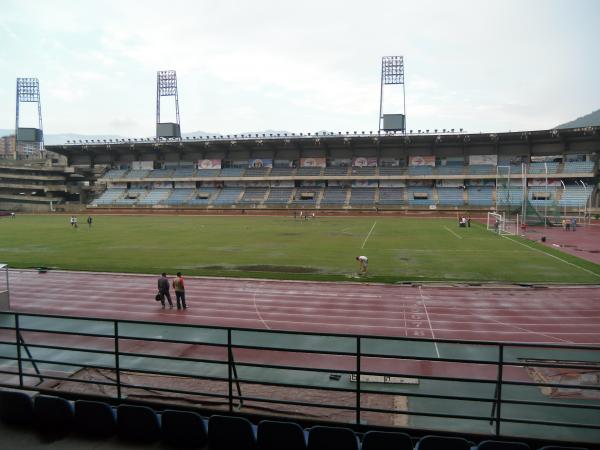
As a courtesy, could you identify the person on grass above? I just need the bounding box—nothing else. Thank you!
[356,255,368,275]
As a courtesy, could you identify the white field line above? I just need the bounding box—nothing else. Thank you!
[361,221,377,249]
[419,286,441,358]
[444,226,463,240]
[501,235,600,279]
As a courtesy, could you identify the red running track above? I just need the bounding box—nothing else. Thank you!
[7,269,600,345]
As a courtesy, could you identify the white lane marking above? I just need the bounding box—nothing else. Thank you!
[501,235,600,278]
[444,226,463,240]
[361,221,377,249]
[469,314,572,344]
[252,290,271,330]
[419,286,440,358]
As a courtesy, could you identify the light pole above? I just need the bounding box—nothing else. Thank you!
[560,180,566,218]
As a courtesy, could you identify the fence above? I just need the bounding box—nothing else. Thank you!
[0,311,598,444]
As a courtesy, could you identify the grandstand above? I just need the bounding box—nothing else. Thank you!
[43,127,598,216]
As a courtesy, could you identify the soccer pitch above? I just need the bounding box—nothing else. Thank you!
[1,215,599,284]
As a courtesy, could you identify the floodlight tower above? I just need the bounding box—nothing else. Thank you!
[156,70,181,139]
[378,56,406,134]
[15,77,44,158]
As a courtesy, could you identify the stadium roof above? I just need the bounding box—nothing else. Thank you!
[47,126,600,158]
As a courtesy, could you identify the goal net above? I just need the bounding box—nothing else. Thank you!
[486,212,519,236]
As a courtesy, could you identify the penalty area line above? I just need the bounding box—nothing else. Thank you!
[361,221,377,249]
[444,226,463,240]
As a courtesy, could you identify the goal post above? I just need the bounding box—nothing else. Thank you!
[0,264,9,311]
[487,212,519,236]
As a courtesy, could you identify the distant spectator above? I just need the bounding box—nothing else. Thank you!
[571,217,576,232]
[157,273,173,309]
[561,219,567,231]
[70,216,78,228]
[87,216,93,228]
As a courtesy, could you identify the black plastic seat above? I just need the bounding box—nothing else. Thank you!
[0,390,34,426]
[416,435,474,450]
[307,425,360,450]
[33,395,74,435]
[161,409,208,448]
[117,404,160,443]
[209,414,257,450]
[476,440,531,450]
[74,399,116,437]
[362,430,414,450]
[257,419,307,450]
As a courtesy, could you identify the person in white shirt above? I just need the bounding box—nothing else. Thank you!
[356,255,368,274]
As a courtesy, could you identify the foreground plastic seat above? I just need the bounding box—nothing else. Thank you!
[74,400,117,437]
[0,390,34,426]
[362,430,413,450]
[307,425,360,450]
[539,447,589,450]
[161,409,208,448]
[477,440,530,450]
[33,395,74,434]
[416,435,473,450]
[117,404,160,443]
[257,419,307,450]
[209,415,257,450]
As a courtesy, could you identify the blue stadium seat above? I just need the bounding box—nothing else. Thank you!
[209,414,257,450]
[74,399,116,437]
[307,425,360,450]
[0,390,34,426]
[161,409,208,448]
[362,430,413,450]
[257,419,307,450]
[476,440,531,450]
[33,395,74,435]
[416,435,473,450]
[117,404,161,443]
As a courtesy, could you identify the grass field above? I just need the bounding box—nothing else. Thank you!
[1,214,599,283]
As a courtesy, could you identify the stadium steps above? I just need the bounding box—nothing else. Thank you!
[289,188,297,205]
[316,188,325,207]
[345,189,352,206]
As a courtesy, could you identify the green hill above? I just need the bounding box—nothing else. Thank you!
[556,109,600,129]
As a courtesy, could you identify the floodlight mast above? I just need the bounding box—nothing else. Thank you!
[378,56,406,134]
[156,70,181,139]
[15,78,44,158]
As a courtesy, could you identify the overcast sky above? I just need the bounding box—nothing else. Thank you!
[1,0,598,137]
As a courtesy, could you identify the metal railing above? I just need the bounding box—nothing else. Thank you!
[0,311,598,443]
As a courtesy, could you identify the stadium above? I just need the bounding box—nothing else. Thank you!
[1,57,600,450]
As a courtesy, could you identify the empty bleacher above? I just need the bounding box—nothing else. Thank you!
[94,188,125,205]
[269,167,296,176]
[378,187,405,205]
[211,187,243,205]
[296,167,323,176]
[165,188,194,206]
[147,169,173,178]
[264,188,293,204]
[437,187,465,206]
[114,188,147,205]
[351,166,377,176]
[349,188,376,206]
[436,165,465,175]
[558,186,593,207]
[238,187,268,204]
[378,166,405,176]
[467,187,494,206]
[102,169,127,179]
[323,166,350,176]
[496,187,524,206]
[290,188,321,205]
[320,187,348,206]
[196,169,220,177]
[563,161,595,173]
[124,170,150,179]
[188,187,218,205]
[528,162,559,174]
[172,167,196,178]
[245,167,271,177]
[408,166,433,176]
[219,168,246,177]
[468,164,495,175]
[137,188,171,205]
